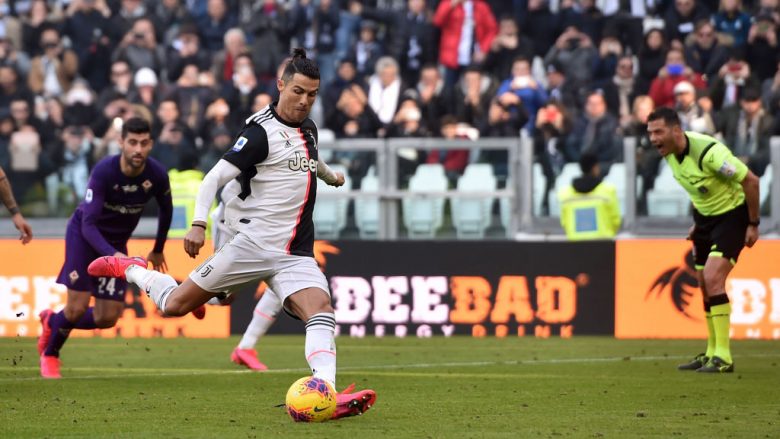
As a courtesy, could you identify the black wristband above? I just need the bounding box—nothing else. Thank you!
[8,206,20,215]
[748,219,760,227]
[191,223,206,230]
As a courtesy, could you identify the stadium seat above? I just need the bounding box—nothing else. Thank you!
[646,162,690,217]
[355,170,380,239]
[548,163,581,217]
[402,164,448,239]
[602,163,627,216]
[452,164,497,239]
[313,164,351,239]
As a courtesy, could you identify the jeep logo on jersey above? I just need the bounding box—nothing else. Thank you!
[288,151,317,173]
[231,136,248,152]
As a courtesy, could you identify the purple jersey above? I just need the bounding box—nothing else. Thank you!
[72,155,173,255]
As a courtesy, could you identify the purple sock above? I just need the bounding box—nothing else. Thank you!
[44,310,76,357]
[74,308,97,330]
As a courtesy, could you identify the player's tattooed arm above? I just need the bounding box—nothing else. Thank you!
[316,158,345,187]
[0,166,32,244]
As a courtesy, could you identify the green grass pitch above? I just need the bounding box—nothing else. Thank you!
[2,336,779,438]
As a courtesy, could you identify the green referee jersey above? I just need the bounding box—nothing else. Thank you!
[665,131,748,216]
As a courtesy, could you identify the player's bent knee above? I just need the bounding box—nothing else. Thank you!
[64,304,88,322]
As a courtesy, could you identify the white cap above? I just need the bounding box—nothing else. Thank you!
[134,67,158,88]
[673,81,695,95]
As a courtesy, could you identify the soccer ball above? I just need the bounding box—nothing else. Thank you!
[285,376,337,422]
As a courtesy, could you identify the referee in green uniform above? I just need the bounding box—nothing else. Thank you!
[646,107,760,373]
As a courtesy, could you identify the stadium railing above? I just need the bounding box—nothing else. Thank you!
[1,136,778,239]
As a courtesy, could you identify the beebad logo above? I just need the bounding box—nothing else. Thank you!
[616,240,780,339]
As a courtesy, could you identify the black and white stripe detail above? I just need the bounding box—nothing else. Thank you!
[305,312,336,331]
[245,108,272,126]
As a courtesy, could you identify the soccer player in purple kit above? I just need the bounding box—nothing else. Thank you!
[37,117,180,379]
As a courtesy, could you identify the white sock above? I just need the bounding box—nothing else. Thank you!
[237,290,281,349]
[125,265,179,314]
[305,312,337,389]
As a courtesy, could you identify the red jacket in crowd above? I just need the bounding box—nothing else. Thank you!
[648,72,708,108]
[433,0,498,69]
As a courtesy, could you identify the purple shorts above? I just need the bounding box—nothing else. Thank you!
[56,220,128,301]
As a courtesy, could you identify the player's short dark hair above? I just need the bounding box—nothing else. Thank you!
[579,151,598,174]
[647,107,681,127]
[122,117,151,138]
[281,48,320,82]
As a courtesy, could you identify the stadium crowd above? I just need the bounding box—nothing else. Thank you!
[0,0,779,216]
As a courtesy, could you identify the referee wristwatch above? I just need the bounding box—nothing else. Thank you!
[748,219,760,227]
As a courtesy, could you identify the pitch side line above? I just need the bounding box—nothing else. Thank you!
[2,353,779,382]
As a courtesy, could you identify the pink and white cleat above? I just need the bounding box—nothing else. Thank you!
[230,348,268,371]
[331,383,377,419]
[38,309,53,356]
[40,355,61,379]
[87,256,147,280]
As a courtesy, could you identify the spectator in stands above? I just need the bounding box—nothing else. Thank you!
[717,87,775,176]
[55,124,96,205]
[522,0,559,59]
[350,19,384,79]
[495,56,547,130]
[480,97,529,177]
[113,17,164,75]
[713,0,752,47]
[107,0,147,45]
[168,63,216,135]
[427,115,470,183]
[323,57,365,125]
[564,91,622,172]
[754,0,780,23]
[674,80,716,133]
[200,97,235,147]
[545,25,598,85]
[433,0,498,86]
[314,0,341,87]
[0,33,31,77]
[197,0,237,53]
[636,28,668,95]
[416,64,455,136]
[251,92,272,114]
[212,28,247,86]
[601,55,637,127]
[245,0,289,82]
[0,64,33,110]
[622,95,657,215]
[545,60,582,119]
[664,0,711,47]
[763,58,780,124]
[746,13,779,82]
[709,50,761,110]
[685,20,730,84]
[557,151,621,240]
[355,0,438,86]
[62,0,111,91]
[28,25,78,98]
[455,65,494,130]
[129,67,160,112]
[9,97,53,150]
[0,0,22,51]
[387,94,430,182]
[198,125,232,173]
[167,24,211,83]
[151,0,193,47]
[558,0,605,44]
[648,48,707,107]
[326,84,383,139]
[223,55,263,128]
[534,101,573,209]
[97,60,132,109]
[152,118,197,172]
[22,0,52,57]
[367,57,404,132]
[591,35,623,84]
[483,16,535,83]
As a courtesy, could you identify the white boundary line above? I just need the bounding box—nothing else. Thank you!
[1,353,779,382]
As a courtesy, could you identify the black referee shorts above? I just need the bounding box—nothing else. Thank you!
[691,203,749,269]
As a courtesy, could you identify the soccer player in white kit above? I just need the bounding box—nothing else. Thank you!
[89,48,376,419]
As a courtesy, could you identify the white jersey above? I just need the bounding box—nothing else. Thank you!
[220,104,319,257]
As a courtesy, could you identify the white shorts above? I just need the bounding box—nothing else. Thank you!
[189,232,329,305]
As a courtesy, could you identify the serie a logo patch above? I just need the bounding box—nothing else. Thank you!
[231,136,248,152]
